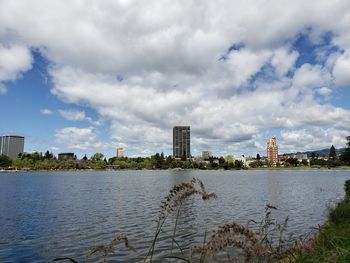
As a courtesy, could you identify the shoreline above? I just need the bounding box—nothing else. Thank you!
[1,167,350,173]
[288,180,350,262]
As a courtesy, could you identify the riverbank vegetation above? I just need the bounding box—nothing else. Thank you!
[289,180,350,262]
[0,151,246,171]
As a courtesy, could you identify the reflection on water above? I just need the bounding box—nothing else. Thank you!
[0,170,350,262]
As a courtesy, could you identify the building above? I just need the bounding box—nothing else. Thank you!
[173,126,191,159]
[58,153,75,160]
[267,137,278,164]
[0,135,25,160]
[202,151,212,160]
[294,153,308,161]
[116,147,125,158]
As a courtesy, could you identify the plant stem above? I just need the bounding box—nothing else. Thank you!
[171,205,182,254]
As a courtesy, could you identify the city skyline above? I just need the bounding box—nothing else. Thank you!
[1,1,350,158]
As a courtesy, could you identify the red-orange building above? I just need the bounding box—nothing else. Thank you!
[267,137,278,164]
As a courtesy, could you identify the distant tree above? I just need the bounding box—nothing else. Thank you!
[285,158,299,167]
[329,145,337,159]
[340,136,350,164]
[219,156,226,164]
[31,152,42,161]
[44,150,54,159]
[91,153,104,162]
[310,158,327,167]
[234,160,244,169]
[82,154,88,161]
[151,153,164,169]
[301,159,309,166]
[0,155,12,168]
[311,152,316,159]
[211,162,219,169]
[165,156,175,168]
[256,153,261,160]
[249,160,264,168]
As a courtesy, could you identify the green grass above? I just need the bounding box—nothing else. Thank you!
[292,180,350,263]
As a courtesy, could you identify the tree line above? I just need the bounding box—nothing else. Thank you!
[0,151,245,170]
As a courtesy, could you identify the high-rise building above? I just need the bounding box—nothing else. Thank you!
[173,126,191,159]
[267,136,278,164]
[0,135,25,160]
[202,151,212,160]
[116,147,125,158]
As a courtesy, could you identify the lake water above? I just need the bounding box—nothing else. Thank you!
[0,170,350,262]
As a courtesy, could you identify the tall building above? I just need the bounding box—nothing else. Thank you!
[0,135,25,160]
[116,147,125,158]
[202,151,212,160]
[267,136,278,164]
[173,126,191,159]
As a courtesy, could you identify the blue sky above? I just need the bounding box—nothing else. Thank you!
[1,1,350,158]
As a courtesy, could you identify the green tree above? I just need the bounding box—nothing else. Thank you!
[301,159,309,166]
[340,136,350,164]
[0,155,12,168]
[249,160,263,168]
[91,153,104,162]
[285,158,299,167]
[218,156,226,164]
[30,152,42,161]
[256,153,261,160]
[44,150,54,159]
[234,160,244,169]
[329,145,337,159]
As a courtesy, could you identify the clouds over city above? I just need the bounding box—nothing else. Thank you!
[1,0,350,155]
[54,127,108,151]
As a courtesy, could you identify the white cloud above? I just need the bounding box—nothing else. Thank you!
[271,48,299,76]
[280,128,348,152]
[58,109,86,121]
[333,50,350,86]
[40,108,53,115]
[226,48,272,87]
[54,126,107,151]
[293,64,332,91]
[1,0,350,155]
[0,43,32,81]
[317,87,332,97]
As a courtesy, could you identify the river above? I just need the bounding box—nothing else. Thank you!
[1,169,350,262]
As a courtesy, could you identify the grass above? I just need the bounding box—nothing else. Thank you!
[51,179,350,263]
[290,180,350,263]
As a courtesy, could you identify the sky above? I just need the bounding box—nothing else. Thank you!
[0,0,350,159]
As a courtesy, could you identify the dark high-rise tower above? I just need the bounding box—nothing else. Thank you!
[173,126,191,159]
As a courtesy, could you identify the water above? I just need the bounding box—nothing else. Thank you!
[0,170,350,262]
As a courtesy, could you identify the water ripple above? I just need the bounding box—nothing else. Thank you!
[0,170,350,262]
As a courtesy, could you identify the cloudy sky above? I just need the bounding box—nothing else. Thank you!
[1,0,350,158]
